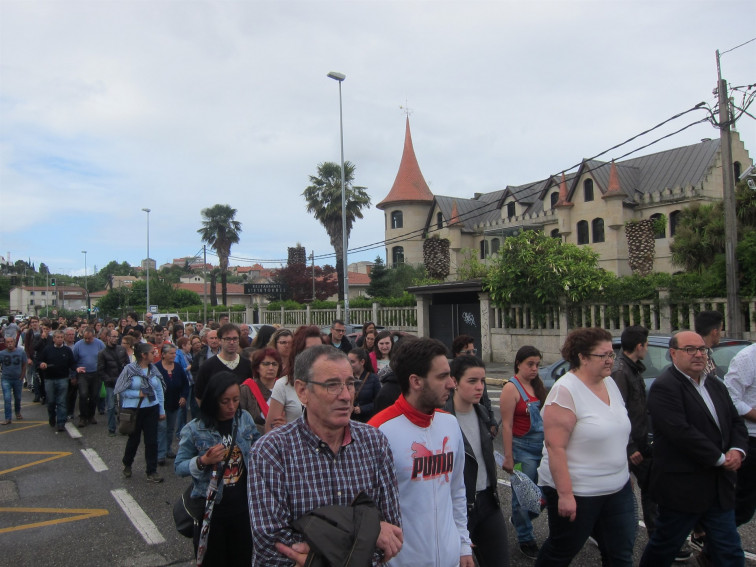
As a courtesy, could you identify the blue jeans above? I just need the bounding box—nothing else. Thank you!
[158,408,179,460]
[511,434,544,543]
[536,481,636,567]
[640,504,744,567]
[2,377,23,420]
[105,386,117,433]
[46,378,69,427]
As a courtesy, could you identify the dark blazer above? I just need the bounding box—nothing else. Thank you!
[647,364,748,514]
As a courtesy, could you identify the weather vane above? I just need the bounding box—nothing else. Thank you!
[399,99,413,118]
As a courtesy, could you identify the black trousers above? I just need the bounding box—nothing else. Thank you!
[468,488,510,567]
[193,508,252,567]
[77,372,101,420]
[122,404,159,475]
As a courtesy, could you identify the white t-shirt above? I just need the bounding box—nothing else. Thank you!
[537,372,631,496]
[270,376,303,423]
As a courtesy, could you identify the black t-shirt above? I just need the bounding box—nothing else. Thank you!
[214,419,247,517]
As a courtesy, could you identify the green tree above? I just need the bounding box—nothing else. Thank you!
[367,257,391,298]
[303,161,371,300]
[198,204,242,307]
[484,230,612,309]
[669,202,726,272]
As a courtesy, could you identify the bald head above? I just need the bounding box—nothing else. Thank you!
[669,331,708,380]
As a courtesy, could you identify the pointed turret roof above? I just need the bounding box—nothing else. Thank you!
[555,172,573,207]
[602,160,628,198]
[377,118,434,209]
[449,200,460,225]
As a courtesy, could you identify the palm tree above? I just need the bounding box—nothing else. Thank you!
[197,204,242,307]
[303,161,371,300]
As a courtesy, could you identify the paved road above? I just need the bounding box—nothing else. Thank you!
[1,384,754,566]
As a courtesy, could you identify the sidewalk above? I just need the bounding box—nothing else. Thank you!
[485,361,514,386]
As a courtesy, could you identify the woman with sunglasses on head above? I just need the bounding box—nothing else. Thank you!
[535,327,635,566]
[240,347,282,434]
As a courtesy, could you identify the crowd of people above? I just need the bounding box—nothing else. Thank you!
[1,310,755,567]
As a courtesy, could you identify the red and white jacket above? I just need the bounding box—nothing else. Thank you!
[369,395,472,567]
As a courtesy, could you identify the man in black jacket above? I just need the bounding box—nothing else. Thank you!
[640,331,748,567]
[328,320,352,355]
[98,330,129,436]
[38,330,76,432]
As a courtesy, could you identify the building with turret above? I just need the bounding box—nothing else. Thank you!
[378,120,752,277]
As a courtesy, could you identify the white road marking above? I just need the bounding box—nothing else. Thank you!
[111,488,166,545]
[80,448,108,472]
[65,422,82,438]
[745,551,756,562]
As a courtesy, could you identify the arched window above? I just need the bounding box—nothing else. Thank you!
[480,240,489,259]
[734,161,742,180]
[650,213,665,239]
[577,220,589,244]
[491,238,500,254]
[592,218,605,243]
[669,210,681,237]
[506,202,516,218]
[584,179,594,202]
[391,246,404,266]
[551,228,560,239]
[436,212,443,230]
[391,211,403,229]
[550,192,559,208]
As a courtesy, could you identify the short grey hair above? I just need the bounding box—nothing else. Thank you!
[294,344,348,385]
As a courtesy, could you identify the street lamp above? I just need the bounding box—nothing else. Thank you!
[142,208,151,317]
[327,70,349,326]
[81,250,89,317]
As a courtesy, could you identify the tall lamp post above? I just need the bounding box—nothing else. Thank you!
[81,250,89,317]
[327,70,349,326]
[142,208,151,317]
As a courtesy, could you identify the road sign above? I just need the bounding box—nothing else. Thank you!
[244,283,285,295]
[149,305,158,313]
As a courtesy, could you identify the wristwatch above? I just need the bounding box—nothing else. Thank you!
[196,456,206,471]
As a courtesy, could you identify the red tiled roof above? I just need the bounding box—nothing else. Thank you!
[377,118,434,209]
[320,271,370,286]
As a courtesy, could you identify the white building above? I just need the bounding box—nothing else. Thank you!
[10,286,88,315]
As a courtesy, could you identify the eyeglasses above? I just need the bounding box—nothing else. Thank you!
[332,328,346,333]
[260,361,279,367]
[221,336,239,342]
[307,380,356,395]
[461,348,477,355]
[586,352,616,361]
[673,346,709,356]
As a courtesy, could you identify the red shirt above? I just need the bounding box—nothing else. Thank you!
[512,377,539,437]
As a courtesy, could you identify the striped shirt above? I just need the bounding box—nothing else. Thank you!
[248,415,401,566]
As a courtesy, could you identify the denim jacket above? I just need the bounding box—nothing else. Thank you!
[175,410,260,501]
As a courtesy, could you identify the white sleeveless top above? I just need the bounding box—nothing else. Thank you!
[537,372,631,496]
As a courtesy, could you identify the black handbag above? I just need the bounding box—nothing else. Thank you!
[117,397,143,435]
[173,484,206,538]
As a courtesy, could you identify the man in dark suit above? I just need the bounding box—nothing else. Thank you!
[640,331,748,567]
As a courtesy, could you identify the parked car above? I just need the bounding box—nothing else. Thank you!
[538,335,752,391]
[319,324,386,346]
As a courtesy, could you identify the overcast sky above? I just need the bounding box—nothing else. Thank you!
[1,0,754,279]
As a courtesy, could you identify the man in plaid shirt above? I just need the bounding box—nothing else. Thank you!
[248,345,403,566]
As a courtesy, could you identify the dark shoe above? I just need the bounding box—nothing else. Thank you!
[146,473,164,483]
[39,398,46,405]
[15,414,23,420]
[77,419,87,428]
[519,541,539,559]
[157,459,166,466]
[165,453,176,459]
[122,465,132,478]
[689,534,706,553]
[33,396,40,403]
[49,417,55,427]
[57,425,66,433]
[675,542,693,562]
[1,420,11,425]
[88,417,97,425]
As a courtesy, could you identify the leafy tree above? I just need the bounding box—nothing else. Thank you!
[367,257,391,298]
[303,161,371,300]
[198,204,242,307]
[273,263,338,303]
[669,202,725,272]
[484,230,612,309]
[38,263,49,275]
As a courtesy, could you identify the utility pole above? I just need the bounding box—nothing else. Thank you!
[203,245,208,324]
[311,251,315,300]
[716,49,743,338]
